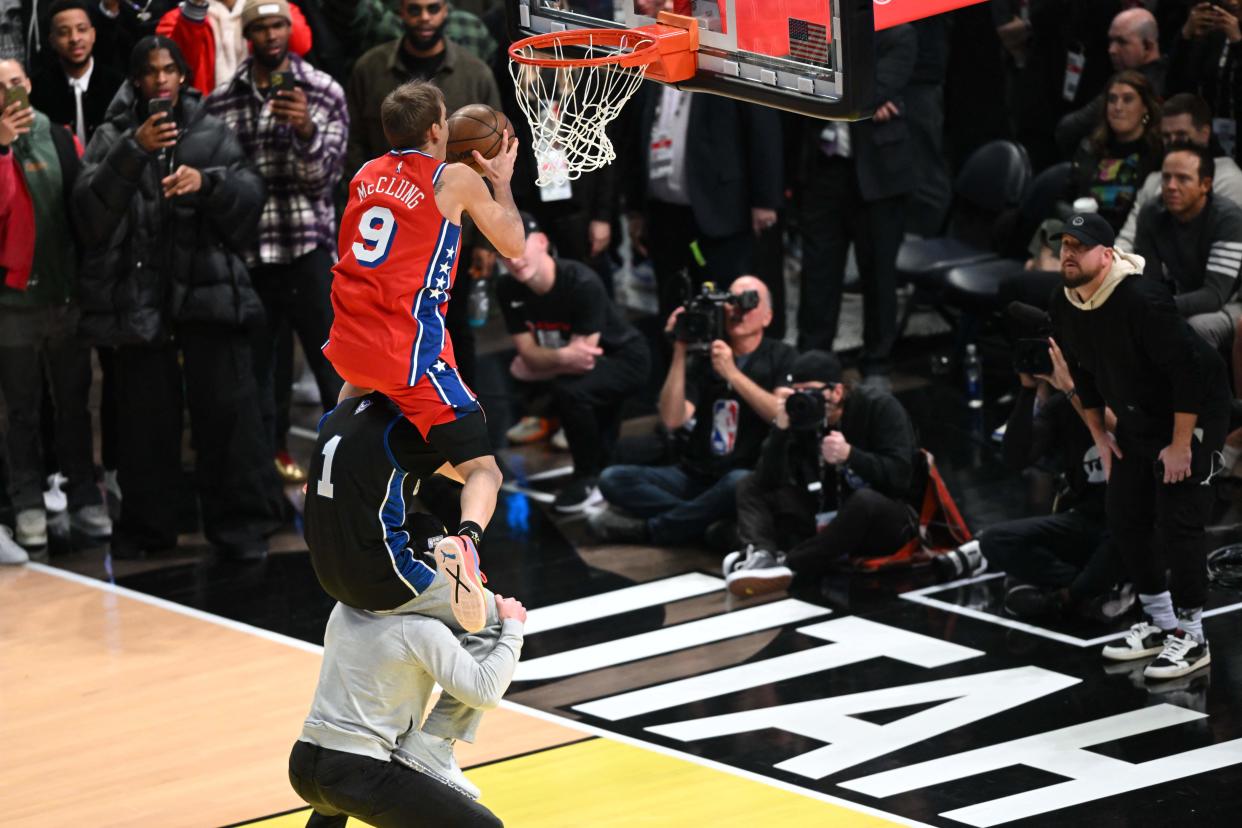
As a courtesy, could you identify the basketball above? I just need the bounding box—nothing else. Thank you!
[446,104,514,171]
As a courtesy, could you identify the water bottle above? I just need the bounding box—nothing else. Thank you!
[964,343,983,410]
[467,278,490,328]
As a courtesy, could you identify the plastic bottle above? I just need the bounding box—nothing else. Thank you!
[964,343,983,409]
[467,278,490,328]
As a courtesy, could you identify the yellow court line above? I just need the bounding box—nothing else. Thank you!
[243,738,902,828]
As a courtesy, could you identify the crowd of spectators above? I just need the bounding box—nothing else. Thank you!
[0,0,1240,655]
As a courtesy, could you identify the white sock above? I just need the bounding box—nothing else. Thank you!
[1139,591,1177,631]
[1178,607,1205,643]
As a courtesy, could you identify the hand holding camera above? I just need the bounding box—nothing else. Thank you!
[821,430,851,465]
[672,283,759,351]
[709,339,738,382]
[0,97,34,147]
[135,102,177,154]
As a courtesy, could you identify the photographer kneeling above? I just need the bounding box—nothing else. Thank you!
[724,351,917,596]
[590,276,796,545]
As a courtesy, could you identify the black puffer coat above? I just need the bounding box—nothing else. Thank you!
[73,83,266,345]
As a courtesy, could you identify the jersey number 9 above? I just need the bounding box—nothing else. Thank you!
[352,206,397,268]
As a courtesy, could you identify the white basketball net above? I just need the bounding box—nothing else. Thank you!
[509,32,654,188]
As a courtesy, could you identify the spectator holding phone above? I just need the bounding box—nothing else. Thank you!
[0,59,112,551]
[1169,1,1242,163]
[73,36,283,560]
[207,0,348,484]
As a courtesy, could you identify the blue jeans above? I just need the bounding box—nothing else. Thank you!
[598,464,748,545]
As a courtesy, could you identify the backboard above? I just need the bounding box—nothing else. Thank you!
[507,0,878,120]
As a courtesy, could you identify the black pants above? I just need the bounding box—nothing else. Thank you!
[289,741,502,828]
[0,305,100,512]
[645,199,756,323]
[1107,409,1229,610]
[113,327,283,551]
[736,472,915,577]
[979,509,1116,598]
[522,338,650,478]
[251,248,342,452]
[798,155,907,374]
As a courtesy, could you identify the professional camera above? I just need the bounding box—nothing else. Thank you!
[785,387,828,432]
[673,282,760,350]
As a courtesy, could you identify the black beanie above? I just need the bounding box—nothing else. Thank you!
[789,350,843,385]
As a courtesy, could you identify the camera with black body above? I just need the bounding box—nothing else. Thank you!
[785,387,829,433]
[673,281,760,351]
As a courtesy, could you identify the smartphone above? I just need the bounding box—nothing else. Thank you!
[1013,338,1054,376]
[268,71,296,98]
[148,96,174,122]
[4,85,29,111]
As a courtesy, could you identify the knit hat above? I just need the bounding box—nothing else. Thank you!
[789,350,843,385]
[241,0,292,31]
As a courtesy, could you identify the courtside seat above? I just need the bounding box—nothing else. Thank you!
[943,258,1025,314]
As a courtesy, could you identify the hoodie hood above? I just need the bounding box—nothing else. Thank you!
[1063,249,1145,311]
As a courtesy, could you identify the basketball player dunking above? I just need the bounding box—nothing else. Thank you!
[324,81,524,633]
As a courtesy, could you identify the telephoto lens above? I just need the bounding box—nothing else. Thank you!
[932,539,987,581]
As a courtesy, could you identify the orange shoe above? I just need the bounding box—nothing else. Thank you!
[434,535,488,633]
[275,450,308,484]
[505,416,557,445]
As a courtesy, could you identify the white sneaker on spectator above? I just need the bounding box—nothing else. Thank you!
[103,469,122,502]
[721,544,756,579]
[393,731,480,800]
[70,504,113,539]
[550,428,569,451]
[1101,620,1168,661]
[726,549,792,597]
[1144,632,1210,681]
[0,526,29,565]
[43,472,68,514]
[15,509,47,548]
[291,364,321,405]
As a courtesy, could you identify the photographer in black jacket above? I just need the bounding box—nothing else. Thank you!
[724,350,917,597]
[1049,211,1230,681]
[73,36,283,560]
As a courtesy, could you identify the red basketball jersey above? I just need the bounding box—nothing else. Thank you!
[325,150,463,389]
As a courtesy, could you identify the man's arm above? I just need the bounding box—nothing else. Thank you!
[438,161,524,258]
[841,396,916,495]
[406,611,524,710]
[711,341,782,425]
[1055,94,1105,159]
[511,331,602,379]
[1174,210,1242,317]
[659,340,695,430]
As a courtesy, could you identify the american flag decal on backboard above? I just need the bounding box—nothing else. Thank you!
[788,18,830,65]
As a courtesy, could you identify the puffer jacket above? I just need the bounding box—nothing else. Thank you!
[74,83,266,346]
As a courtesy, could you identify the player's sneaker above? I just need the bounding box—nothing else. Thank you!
[1101,620,1168,661]
[505,416,557,445]
[1144,631,1211,681]
[394,731,480,800]
[434,534,488,633]
[726,549,793,597]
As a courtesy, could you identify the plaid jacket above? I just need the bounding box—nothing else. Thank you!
[206,55,349,266]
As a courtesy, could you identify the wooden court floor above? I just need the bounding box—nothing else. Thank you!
[0,565,901,828]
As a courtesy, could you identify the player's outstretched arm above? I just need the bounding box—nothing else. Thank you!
[439,133,524,258]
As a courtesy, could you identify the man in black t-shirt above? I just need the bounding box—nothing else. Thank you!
[304,393,500,633]
[497,213,650,513]
[591,276,796,545]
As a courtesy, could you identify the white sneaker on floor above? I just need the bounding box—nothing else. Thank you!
[550,428,569,451]
[70,504,113,539]
[721,544,755,579]
[725,549,793,597]
[0,526,29,565]
[103,469,122,502]
[1101,620,1167,662]
[393,731,480,800]
[15,509,47,548]
[43,472,68,514]
[1144,632,1211,681]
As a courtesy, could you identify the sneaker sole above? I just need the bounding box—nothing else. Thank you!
[727,570,793,597]
[1101,644,1165,662]
[393,752,481,800]
[16,534,48,548]
[554,492,603,515]
[1144,652,1211,681]
[435,538,488,634]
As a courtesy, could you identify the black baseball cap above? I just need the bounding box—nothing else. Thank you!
[789,350,843,386]
[519,211,543,236]
[1054,212,1115,249]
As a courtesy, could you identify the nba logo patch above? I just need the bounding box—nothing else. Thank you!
[710,399,740,456]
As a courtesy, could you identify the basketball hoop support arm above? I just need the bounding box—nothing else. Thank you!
[628,12,699,84]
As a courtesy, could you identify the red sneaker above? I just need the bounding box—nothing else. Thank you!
[434,535,488,633]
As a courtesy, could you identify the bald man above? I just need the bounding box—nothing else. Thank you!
[590,275,797,545]
[1056,8,1167,155]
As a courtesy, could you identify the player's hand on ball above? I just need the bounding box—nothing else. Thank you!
[495,593,527,624]
[473,129,519,185]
